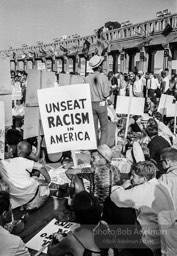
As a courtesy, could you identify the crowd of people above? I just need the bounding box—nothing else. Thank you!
[1,55,177,256]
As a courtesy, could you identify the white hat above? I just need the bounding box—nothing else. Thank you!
[89,55,104,68]
[141,114,150,122]
[97,144,112,162]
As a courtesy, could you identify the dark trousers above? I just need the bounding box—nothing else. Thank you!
[101,197,154,256]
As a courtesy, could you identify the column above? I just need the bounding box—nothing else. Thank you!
[172,49,177,74]
[52,57,57,73]
[112,52,119,74]
[120,52,125,73]
[32,58,37,70]
[125,53,129,73]
[139,47,148,74]
[42,57,47,69]
[148,50,156,73]
[128,52,136,72]
[163,46,170,70]
[102,53,109,74]
[63,56,69,73]
[16,60,20,71]
[75,55,81,74]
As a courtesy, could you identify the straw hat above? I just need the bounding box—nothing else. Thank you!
[89,55,104,68]
[141,114,150,122]
[97,144,112,162]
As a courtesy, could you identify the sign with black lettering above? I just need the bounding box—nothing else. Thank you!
[37,83,97,153]
[26,218,79,253]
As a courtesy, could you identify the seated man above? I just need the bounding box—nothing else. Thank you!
[158,210,177,256]
[0,191,30,256]
[66,144,120,205]
[159,147,177,209]
[0,141,51,210]
[110,161,175,255]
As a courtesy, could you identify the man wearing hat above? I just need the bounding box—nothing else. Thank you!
[84,55,110,146]
[66,144,120,204]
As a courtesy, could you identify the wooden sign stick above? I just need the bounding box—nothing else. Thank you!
[71,150,77,168]
[174,101,177,135]
[124,85,133,141]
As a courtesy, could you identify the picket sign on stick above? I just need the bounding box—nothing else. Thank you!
[0,101,5,160]
[37,84,97,159]
[124,85,133,141]
[174,100,177,135]
[71,150,77,168]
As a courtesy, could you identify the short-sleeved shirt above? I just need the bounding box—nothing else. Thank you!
[0,226,30,256]
[0,157,39,209]
[84,71,110,102]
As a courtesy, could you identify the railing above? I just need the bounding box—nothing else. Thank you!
[1,13,177,56]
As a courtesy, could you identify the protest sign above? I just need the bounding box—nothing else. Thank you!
[59,73,84,86]
[38,83,97,154]
[116,96,145,115]
[166,99,177,117]
[23,107,43,139]
[26,70,55,107]
[158,94,174,116]
[26,218,79,253]
[0,95,12,127]
[11,81,22,100]
[0,102,5,160]
[0,57,11,94]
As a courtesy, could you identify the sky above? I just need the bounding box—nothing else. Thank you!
[0,0,176,51]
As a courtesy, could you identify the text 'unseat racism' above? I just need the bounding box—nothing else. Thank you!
[45,98,91,144]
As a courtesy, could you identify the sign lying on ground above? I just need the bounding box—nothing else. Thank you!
[0,102,5,160]
[0,57,11,95]
[116,96,145,115]
[38,83,97,153]
[26,218,79,253]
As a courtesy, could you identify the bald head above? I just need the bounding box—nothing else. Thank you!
[17,141,32,158]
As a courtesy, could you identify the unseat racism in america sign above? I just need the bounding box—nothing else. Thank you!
[37,83,97,153]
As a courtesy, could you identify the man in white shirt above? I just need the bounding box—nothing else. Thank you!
[110,161,175,255]
[0,191,30,256]
[158,210,177,256]
[0,141,51,210]
[147,72,160,98]
[159,147,177,209]
[161,71,170,93]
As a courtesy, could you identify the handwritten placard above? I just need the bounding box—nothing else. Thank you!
[26,218,79,253]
